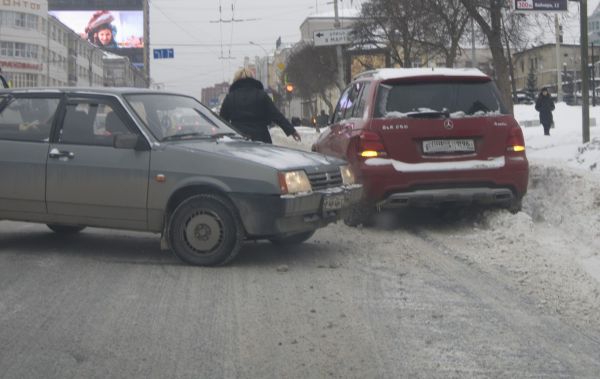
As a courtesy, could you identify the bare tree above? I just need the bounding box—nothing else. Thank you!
[459,0,514,113]
[422,0,471,67]
[352,0,429,67]
[284,44,339,114]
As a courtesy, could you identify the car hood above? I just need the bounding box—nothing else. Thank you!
[167,139,345,170]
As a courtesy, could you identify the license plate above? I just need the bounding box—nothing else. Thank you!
[423,139,475,153]
[322,194,345,211]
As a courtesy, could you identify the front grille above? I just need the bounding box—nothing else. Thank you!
[307,170,343,190]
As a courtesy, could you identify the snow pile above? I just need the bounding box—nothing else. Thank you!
[515,103,600,174]
[270,126,323,150]
[481,209,535,233]
[575,137,600,171]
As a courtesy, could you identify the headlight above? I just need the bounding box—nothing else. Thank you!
[340,165,356,185]
[278,170,312,194]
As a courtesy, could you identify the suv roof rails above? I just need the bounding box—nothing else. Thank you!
[353,67,488,82]
[353,70,380,81]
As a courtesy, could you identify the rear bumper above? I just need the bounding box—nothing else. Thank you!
[378,187,515,209]
[356,156,528,206]
[231,185,363,238]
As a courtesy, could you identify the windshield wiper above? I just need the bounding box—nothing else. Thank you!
[404,108,450,119]
[162,132,208,141]
[211,132,244,139]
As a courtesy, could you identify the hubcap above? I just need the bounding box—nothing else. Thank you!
[184,211,223,253]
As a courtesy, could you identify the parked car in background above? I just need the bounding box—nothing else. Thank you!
[312,68,528,226]
[514,90,534,105]
[0,88,362,265]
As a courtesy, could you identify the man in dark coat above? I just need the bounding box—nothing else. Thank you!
[535,87,555,136]
[219,68,301,144]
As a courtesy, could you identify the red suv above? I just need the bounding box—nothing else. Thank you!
[312,68,528,225]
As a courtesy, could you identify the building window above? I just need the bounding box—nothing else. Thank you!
[10,73,39,88]
[0,11,38,30]
[0,42,13,57]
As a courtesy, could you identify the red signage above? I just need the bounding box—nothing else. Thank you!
[0,60,43,71]
[514,0,568,12]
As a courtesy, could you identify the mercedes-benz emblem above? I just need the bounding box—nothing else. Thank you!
[443,119,454,130]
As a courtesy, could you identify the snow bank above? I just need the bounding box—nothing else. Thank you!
[515,103,600,174]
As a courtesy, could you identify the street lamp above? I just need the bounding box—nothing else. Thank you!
[249,41,270,90]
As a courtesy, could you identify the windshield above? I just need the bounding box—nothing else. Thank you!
[375,80,508,118]
[124,94,239,141]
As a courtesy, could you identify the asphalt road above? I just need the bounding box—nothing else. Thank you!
[1,219,600,378]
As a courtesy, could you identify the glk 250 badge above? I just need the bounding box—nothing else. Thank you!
[382,124,408,131]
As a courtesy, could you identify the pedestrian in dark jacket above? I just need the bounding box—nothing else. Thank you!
[219,68,301,144]
[535,87,555,136]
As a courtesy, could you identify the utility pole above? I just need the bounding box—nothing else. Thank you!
[556,14,562,102]
[592,43,596,106]
[144,0,150,87]
[333,0,345,89]
[471,17,476,68]
[46,16,52,86]
[581,0,590,143]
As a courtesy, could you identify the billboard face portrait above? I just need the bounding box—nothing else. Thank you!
[49,10,144,49]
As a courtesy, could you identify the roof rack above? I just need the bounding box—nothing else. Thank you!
[352,67,488,82]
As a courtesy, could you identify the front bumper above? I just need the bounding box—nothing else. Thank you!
[231,185,363,238]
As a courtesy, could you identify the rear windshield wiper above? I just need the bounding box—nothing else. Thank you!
[404,110,450,119]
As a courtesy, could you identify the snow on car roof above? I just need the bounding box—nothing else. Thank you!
[354,68,489,81]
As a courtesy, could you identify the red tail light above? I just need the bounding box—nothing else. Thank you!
[358,131,388,158]
[506,126,525,152]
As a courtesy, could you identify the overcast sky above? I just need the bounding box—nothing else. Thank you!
[148,0,600,99]
[149,0,365,98]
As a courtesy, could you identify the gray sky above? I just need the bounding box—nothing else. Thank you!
[149,0,364,98]
[148,0,600,99]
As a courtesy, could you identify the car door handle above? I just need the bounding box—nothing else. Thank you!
[49,148,75,159]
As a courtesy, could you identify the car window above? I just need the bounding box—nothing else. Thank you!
[332,86,352,123]
[347,82,366,119]
[0,97,60,142]
[352,82,371,119]
[59,102,134,146]
[375,80,508,118]
[125,94,237,141]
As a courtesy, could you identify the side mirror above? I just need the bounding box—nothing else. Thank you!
[113,134,145,150]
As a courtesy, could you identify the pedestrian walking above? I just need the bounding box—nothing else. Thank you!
[219,68,301,144]
[535,87,555,136]
[317,110,329,128]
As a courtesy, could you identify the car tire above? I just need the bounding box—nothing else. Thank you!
[343,201,375,227]
[506,197,523,214]
[169,194,244,266]
[47,224,86,234]
[269,230,316,245]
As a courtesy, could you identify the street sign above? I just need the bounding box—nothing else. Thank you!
[153,48,175,59]
[513,0,568,12]
[313,28,352,46]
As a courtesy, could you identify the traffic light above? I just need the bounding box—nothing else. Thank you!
[285,83,294,100]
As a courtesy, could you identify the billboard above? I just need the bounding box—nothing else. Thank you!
[48,0,147,79]
[49,10,143,49]
[514,0,568,12]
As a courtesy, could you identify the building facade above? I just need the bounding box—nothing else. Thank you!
[589,4,600,46]
[0,0,144,88]
[103,53,146,87]
[512,44,583,94]
[201,81,229,109]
